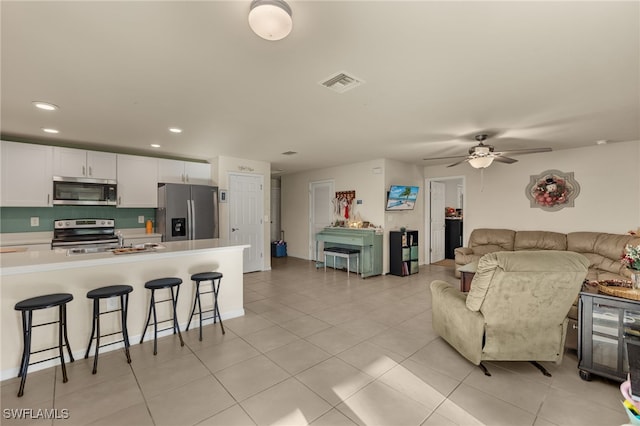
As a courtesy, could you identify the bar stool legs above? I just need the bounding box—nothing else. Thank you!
[84,285,133,374]
[14,293,74,397]
[186,272,225,341]
[140,278,184,355]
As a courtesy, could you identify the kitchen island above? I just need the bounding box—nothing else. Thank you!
[0,239,248,380]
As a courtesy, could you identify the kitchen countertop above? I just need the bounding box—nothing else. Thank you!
[0,239,249,276]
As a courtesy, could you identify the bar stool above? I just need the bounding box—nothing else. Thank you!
[14,293,74,397]
[84,285,133,374]
[140,277,184,355]
[186,272,225,341]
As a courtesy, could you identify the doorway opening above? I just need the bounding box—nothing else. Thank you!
[425,176,465,265]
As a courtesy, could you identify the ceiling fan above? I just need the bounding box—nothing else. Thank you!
[423,134,552,168]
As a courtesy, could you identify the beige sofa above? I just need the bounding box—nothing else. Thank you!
[454,228,640,350]
[455,229,640,282]
[431,251,589,373]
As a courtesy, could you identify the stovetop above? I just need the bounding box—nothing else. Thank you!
[51,218,118,248]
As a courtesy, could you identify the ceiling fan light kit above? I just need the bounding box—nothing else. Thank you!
[423,133,552,169]
[468,156,494,169]
[249,0,293,41]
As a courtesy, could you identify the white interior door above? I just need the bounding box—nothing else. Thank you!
[430,181,446,263]
[229,173,264,273]
[309,180,334,260]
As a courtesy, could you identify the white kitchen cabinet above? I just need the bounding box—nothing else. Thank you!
[1,141,53,207]
[158,158,211,185]
[53,147,116,180]
[116,154,158,207]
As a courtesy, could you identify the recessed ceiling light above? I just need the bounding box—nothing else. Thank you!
[42,128,59,134]
[169,127,182,134]
[150,144,161,148]
[33,101,58,111]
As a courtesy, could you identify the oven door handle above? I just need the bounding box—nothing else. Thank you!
[51,239,118,247]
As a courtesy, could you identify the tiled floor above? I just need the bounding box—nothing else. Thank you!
[1,257,628,426]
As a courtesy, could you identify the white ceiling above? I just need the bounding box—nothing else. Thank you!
[2,1,638,175]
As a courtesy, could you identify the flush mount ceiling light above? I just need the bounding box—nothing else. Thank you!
[168,127,182,134]
[42,128,59,134]
[150,144,161,148]
[248,0,292,41]
[33,101,58,111]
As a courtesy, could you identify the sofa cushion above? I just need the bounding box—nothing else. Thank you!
[568,232,640,280]
[514,231,567,251]
[468,229,516,255]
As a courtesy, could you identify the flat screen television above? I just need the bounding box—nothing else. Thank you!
[386,185,419,211]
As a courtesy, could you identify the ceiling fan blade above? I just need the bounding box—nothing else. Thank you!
[492,155,518,164]
[499,147,552,156]
[447,158,470,167]
[423,154,469,161]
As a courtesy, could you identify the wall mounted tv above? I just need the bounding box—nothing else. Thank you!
[386,185,419,211]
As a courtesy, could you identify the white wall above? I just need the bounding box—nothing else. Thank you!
[211,155,271,271]
[281,159,386,260]
[443,179,463,208]
[281,158,425,274]
[423,141,640,254]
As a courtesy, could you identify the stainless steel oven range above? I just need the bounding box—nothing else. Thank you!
[51,219,120,254]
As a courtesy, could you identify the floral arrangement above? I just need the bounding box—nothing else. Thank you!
[532,176,569,207]
[622,244,640,270]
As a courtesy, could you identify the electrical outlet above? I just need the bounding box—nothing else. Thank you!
[138,215,145,224]
[30,217,39,227]
[106,297,118,311]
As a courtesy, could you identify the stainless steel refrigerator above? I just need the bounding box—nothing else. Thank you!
[157,183,219,241]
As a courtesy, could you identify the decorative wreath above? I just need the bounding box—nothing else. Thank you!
[532,176,567,207]
[525,170,580,211]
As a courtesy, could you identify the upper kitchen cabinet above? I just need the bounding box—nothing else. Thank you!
[158,159,211,185]
[116,154,158,208]
[53,147,116,180]
[1,141,53,207]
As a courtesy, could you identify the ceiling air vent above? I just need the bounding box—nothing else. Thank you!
[320,72,363,93]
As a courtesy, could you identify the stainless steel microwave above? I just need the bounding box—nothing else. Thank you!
[52,177,117,206]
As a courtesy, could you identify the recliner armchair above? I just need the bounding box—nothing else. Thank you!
[430,250,589,375]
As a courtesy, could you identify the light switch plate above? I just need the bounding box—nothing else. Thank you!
[30,217,39,227]
[138,216,144,224]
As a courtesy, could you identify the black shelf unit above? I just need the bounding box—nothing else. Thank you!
[389,230,419,277]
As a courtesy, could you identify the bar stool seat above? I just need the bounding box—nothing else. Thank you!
[14,293,74,397]
[84,285,133,374]
[187,272,225,341]
[140,277,184,355]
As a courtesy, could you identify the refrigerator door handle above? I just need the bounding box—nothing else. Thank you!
[190,199,196,240]
[187,199,193,240]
